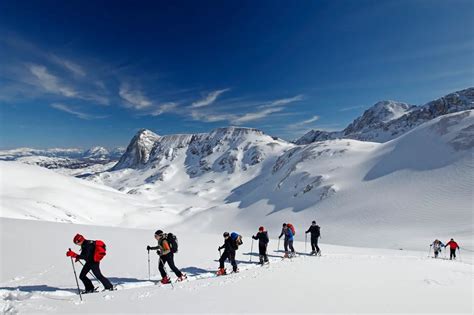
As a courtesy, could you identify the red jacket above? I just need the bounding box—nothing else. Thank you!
[445,241,459,249]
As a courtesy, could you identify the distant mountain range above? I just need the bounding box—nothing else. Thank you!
[295,87,474,144]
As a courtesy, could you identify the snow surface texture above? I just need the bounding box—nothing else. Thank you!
[0,218,472,313]
[295,87,474,144]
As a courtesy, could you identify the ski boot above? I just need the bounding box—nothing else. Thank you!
[160,276,171,284]
[81,288,97,294]
[177,274,188,282]
[216,268,226,276]
[310,250,316,255]
[232,268,239,273]
[283,252,289,258]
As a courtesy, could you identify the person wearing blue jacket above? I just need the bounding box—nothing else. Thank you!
[278,223,295,258]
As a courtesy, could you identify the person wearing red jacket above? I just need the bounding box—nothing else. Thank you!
[66,234,114,293]
[445,238,460,260]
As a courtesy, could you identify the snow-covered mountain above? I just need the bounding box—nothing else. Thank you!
[0,146,126,176]
[295,87,474,144]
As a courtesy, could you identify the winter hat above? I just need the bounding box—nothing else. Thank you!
[155,230,163,236]
[73,234,85,244]
[282,223,287,227]
[312,221,316,224]
[223,232,230,237]
[259,226,264,231]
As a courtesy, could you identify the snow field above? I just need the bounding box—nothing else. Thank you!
[0,218,472,313]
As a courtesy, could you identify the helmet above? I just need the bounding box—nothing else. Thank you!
[223,232,230,237]
[155,230,163,236]
[312,220,316,224]
[73,234,85,244]
[282,223,287,227]
[258,226,264,232]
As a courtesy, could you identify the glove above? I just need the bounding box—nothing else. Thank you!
[156,249,162,256]
[146,245,151,251]
[66,250,78,258]
[218,246,222,251]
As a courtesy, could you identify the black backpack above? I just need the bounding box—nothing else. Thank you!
[166,233,178,253]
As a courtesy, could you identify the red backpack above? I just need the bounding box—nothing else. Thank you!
[93,240,107,262]
[287,223,296,236]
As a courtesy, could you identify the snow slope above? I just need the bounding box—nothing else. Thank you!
[0,162,178,227]
[0,218,472,314]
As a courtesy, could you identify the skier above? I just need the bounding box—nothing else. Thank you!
[429,239,444,258]
[444,238,460,260]
[278,223,295,258]
[217,232,239,275]
[252,226,269,265]
[305,220,321,255]
[66,234,114,293]
[146,230,187,284]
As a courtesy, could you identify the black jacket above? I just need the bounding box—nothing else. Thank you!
[305,225,321,238]
[77,240,96,263]
[252,231,269,245]
[219,237,237,253]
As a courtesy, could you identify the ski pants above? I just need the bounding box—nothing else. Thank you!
[219,250,238,272]
[79,261,113,291]
[159,253,183,278]
[311,236,320,253]
[449,248,456,260]
[258,243,268,263]
[434,249,440,258]
[284,239,295,253]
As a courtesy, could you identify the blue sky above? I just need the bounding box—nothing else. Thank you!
[0,0,473,149]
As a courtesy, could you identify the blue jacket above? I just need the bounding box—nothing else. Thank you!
[279,228,294,241]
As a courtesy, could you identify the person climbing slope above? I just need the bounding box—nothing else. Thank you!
[66,233,114,293]
[252,226,269,264]
[147,230,186,284]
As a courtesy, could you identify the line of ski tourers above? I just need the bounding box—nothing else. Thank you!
[65,221,321,294]
[429,238,460,259]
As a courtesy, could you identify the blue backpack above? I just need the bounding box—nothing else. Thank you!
[230,232,243,247]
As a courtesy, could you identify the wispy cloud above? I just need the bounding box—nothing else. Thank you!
[264,94,304,108]
[119,82,152,109]
[188,94,304,125]
[151,102,178,116]
[50,55,86,77]
[297,115,320,125]
[191,88,230,108]
[29,64,77,97]
[338,105,365,112]
[50,103,106,120]
[231,107,284,124]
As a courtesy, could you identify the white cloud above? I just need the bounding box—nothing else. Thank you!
[119,83,152,109]
[232,107,284,124]
[50,103,105,120]
[191,88,230,108]
[151,102,178,116]
[50,55,86,77]
[264,94,304,108]
[30,64,77,97]
[298,115,320,125]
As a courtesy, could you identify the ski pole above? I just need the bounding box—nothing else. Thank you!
[69,248,82,301]
[159,257,174,289]
[277,238,280,252]
[305,234,307,253]
[147,250,151,281]
[250,239,254,262]
[427,245,432,258]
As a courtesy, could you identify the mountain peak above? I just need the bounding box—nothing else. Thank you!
[112,129,161,170]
